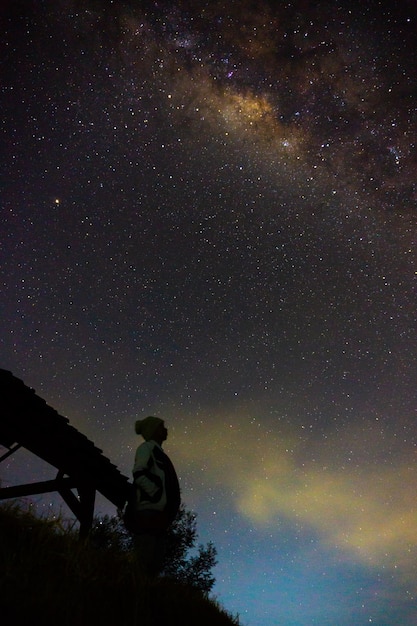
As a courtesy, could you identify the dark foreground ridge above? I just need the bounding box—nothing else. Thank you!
[0,503,240,626]
[0,368,130,536]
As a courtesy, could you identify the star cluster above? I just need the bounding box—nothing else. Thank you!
[1,1,417,624]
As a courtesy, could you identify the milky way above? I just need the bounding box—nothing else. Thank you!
[1,2,417,624]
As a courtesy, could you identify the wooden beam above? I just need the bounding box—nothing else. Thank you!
[0,443,22,464]
[0,476,77,500]
[0,476,97,540]
[57,482,96,540]
[77,483,96,540]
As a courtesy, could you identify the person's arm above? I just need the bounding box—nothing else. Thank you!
[133,444,162,500]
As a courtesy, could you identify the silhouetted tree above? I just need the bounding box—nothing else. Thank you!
[90,514,133,552]
[90,504,217,593]
[162,505,217,593]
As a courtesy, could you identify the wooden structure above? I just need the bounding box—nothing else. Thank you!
[0,368,130,538]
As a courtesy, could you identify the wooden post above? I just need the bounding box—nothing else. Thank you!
[77,483,96,541]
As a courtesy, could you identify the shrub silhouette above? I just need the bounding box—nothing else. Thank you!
[91,504,217,593]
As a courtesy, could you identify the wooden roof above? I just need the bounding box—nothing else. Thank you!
[0,369,130,521]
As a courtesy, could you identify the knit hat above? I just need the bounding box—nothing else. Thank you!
[135,416,163,441]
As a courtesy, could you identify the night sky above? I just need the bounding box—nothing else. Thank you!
[1,1,417,624]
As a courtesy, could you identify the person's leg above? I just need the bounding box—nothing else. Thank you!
[153,531,167,576]
[132,535,153,625]
[133,532,158,577]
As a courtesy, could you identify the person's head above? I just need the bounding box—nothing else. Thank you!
[135,416,168,444]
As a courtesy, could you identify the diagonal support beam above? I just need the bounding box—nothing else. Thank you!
[0,476,96,540]
[58,482,96,540]
[0,443,22,464]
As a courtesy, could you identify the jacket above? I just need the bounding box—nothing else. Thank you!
[133,440,180,522]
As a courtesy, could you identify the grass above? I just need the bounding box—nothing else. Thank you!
[0,502,240,626]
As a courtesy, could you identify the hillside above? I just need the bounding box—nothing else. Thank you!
[0,503,240,626]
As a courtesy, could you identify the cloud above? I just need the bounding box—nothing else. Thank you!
[174,412,417,584]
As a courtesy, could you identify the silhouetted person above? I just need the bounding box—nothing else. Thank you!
[132,416,180,577]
